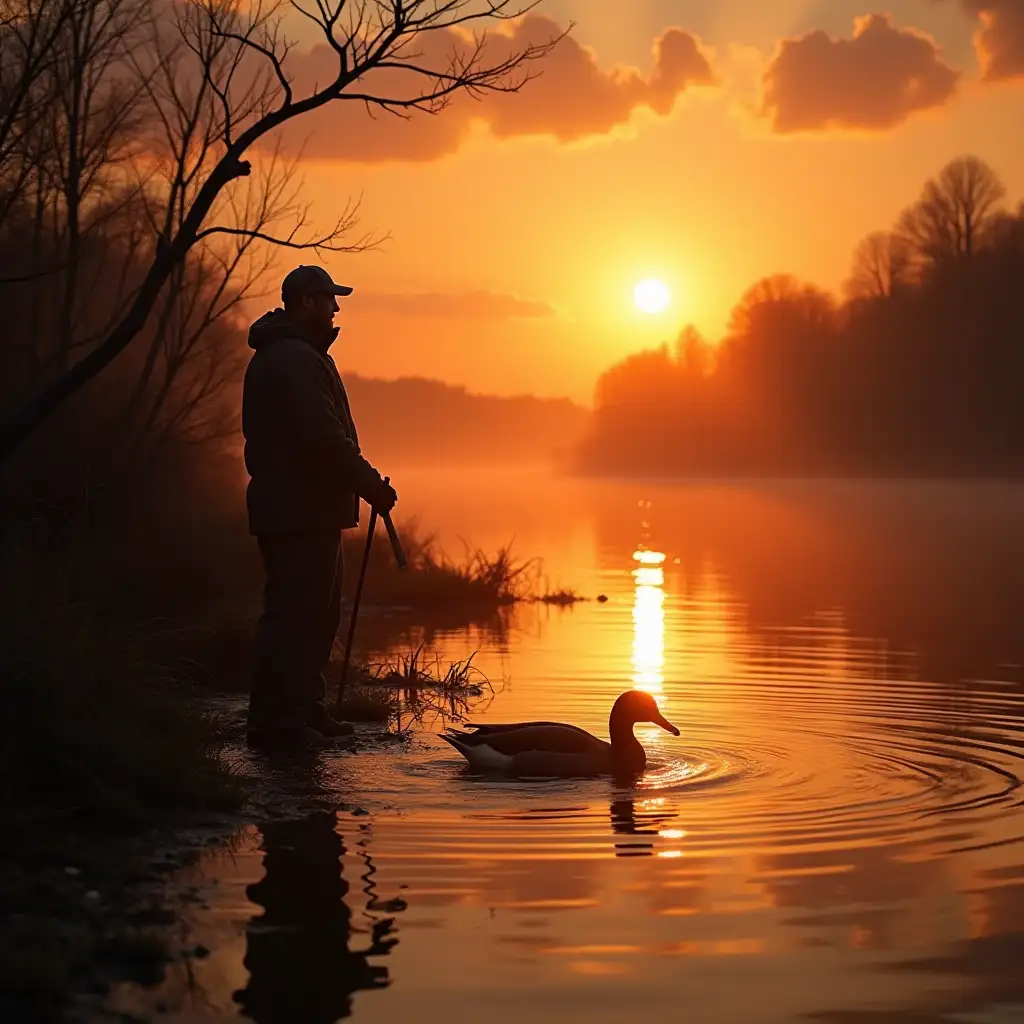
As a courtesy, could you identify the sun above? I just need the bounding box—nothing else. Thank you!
[633,278,671,315]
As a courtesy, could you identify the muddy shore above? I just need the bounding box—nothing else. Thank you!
[1,693,410,1024]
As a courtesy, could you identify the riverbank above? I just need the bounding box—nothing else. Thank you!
[0,655,497,1023]
[0,711,405,1023]
[0,518,557,1022]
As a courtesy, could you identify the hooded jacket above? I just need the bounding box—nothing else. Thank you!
[241,309,383,534]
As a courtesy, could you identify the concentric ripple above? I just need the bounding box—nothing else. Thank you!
[319,671,1024,872]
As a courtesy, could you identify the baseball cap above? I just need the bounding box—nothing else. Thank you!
[281,264,354,304]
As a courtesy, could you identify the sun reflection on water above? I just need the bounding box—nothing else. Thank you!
[631,547,666,695]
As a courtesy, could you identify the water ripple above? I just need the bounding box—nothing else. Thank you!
[333,671,1024,868]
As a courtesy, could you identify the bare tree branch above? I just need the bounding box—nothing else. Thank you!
[1,0,73,185]
[896,155,1008,276]
[844,231,911,302]
[0,0,565,460]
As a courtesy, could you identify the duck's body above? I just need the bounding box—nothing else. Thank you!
[441,690,679,778]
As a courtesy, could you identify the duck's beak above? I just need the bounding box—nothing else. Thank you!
[653,712,680,736]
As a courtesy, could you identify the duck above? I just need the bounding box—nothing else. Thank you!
[440,690,679,778]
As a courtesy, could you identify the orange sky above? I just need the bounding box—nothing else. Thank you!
[243,1,1024,405]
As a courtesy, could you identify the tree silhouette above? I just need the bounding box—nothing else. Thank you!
[0,0,563,462]
[0,0,76,226]
[576,156,1024,479]
[896,155,1006,274]
[844,231,911,301]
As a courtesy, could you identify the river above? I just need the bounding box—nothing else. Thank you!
[108,469,1024,1023]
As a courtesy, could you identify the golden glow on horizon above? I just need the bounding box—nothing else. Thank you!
[633,278,671,315]
[288,0,1024,406]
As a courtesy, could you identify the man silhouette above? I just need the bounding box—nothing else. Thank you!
[234,811,396,1021]
[241,265,397,748]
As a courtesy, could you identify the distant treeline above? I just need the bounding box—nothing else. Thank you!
[574,156,1024,477]
[341,374,588,466]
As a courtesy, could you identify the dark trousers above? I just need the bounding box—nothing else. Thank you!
[250,532,344,728]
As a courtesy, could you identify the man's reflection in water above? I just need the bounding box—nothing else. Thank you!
[610,795,678,857]
[234,809,400,1022]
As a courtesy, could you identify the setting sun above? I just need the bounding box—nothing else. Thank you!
[634,278,671,315]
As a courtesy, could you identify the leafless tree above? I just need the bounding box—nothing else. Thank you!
[0,0,563,462]
[844,230,911,301]
[121,145,319,456]
[896,155,1007,273]
[0,0,71,223]
[43,0,148,368]
[1,0,151,392]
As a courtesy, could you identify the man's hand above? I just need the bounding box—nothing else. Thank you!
[368,478,398,514]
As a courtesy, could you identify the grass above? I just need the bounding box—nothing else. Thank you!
[336,676,396,723]
[331,642,498,735]
[531,586,582,605]
[417,543,537,604]
[346,521,586,610]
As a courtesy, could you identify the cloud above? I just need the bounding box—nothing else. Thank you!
[960,1,1024,81]
[759,14,960,133]
[264,16,714,162]
[350,289,556,320]
[484,22,715,139]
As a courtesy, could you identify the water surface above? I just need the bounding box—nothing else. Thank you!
[112,471,1024,1023]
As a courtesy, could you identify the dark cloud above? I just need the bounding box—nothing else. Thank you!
[264,16,714,162]
[960,1,1024,81]
[350,289,556,320]
[760,14,960,133]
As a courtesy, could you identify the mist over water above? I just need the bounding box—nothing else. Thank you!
[108,469,1024,1023]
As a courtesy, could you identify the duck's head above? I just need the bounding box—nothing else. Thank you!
[610,690,680,736]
